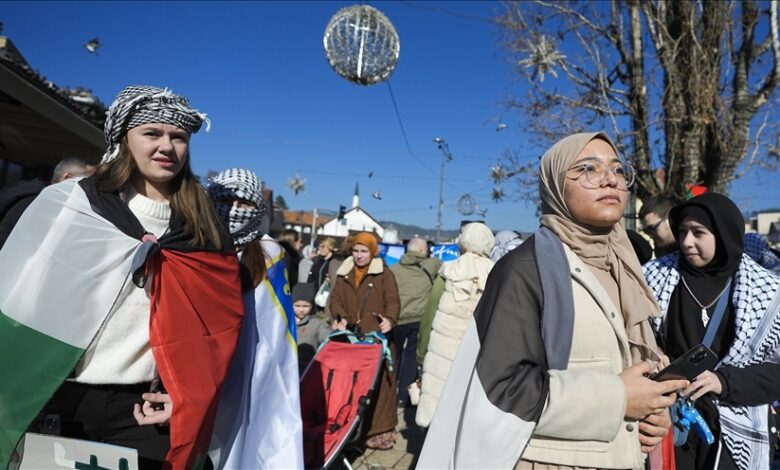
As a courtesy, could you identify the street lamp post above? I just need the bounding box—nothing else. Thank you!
[433,137,453,243]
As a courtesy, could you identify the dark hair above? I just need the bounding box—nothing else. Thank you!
[279,229,300,244]
[93,139,224,250]
[638,195,682,220]
[240,238,268,289]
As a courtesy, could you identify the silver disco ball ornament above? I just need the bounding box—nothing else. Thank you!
[323,5,400,86]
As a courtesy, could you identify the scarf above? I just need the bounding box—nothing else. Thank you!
[538,131,661,363]
[353,263,370,287]
[207,168,266,248]
[664,193,744,360]
[644,252,780,470]
[102,85,210,163]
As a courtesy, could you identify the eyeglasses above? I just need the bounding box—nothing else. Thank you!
[642,218,666,236]
[566,159,635,190]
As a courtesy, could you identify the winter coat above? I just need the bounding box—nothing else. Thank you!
[328,256,400,436]
[389,252,442,325]
[307,255,332,292]
[0,179,46,250]
[519,243,643,469]
[417,235,646,469]
[416,251,493,427]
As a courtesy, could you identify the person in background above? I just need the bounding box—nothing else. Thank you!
[277,229,302,288]
[389,237,442,407]
[308,236,337,293]
[744,232,780,275]
[0,157,95,249]
[640,195,682,257]
[207,167,304,468]
[292,282,331,373]
[298,244,316,284]
[490,229,524,263]
[644,192,780,470]
[329,232,400,450]
[416,222,495,428]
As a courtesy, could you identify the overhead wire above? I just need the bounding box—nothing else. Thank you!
[385,80,467,194]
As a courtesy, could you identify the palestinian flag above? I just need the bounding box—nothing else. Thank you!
[0,178,244,469]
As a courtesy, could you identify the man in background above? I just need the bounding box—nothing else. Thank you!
[0,157,95,249]
[638,195,681,258]
[389,237,442,407]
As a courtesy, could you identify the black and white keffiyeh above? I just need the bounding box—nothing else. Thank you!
[644,253,780,470]
[744,232,780,275]
[102,85,210,163]
[207,169,266,248]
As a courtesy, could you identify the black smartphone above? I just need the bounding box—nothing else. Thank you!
[651,344,719,381]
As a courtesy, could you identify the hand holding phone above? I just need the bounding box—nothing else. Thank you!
[651,344,718,382]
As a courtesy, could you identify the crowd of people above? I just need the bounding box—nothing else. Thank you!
[1,84,780,470]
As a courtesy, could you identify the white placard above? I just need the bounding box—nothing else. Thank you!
[17,433,138,470]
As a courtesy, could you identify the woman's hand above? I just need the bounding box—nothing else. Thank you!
[620,361,688,420]
[331,318,348,330]
[682,370,722,401]
[638,408,671,453]
[377,314,393,334]
[133,392,172,426]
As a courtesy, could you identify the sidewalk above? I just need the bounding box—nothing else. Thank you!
[343,405,425,470]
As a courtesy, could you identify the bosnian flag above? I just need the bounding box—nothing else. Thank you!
[209,236,304,468]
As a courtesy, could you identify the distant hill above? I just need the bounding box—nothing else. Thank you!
[379,220,461,242]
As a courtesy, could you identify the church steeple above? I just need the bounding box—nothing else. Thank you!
[352,181,359,208]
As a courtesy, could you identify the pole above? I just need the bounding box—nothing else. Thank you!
[310,207,318,248]
[436,152,446,243]
[434,138,453,243]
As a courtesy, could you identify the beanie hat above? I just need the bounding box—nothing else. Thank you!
[352,232,379,257]
[292,283,316,305]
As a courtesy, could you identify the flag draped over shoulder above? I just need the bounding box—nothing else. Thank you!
[0,178,244,470]
[209,236,303,469]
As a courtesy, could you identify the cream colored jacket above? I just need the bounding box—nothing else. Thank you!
[520,245,644,470]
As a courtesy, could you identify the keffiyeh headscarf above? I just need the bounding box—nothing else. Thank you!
[102,85,210,163]
[744,232,780,274]
[207,169,266,247]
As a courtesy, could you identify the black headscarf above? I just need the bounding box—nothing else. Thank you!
[663,193,744,361]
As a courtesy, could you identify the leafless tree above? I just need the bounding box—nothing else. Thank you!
[493,0,780,202]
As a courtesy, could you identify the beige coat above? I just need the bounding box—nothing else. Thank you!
[520,245,643,470]
[416,252,494,427]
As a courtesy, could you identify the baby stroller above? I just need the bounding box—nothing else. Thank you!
[300,330,392,470]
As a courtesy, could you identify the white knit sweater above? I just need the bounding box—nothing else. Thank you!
[73,188,171,384]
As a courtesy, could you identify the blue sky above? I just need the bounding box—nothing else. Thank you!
[3,1,779,232]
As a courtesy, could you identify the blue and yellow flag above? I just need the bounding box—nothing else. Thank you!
[209,237,303,468]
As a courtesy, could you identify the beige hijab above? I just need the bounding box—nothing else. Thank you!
[539,132,660,363]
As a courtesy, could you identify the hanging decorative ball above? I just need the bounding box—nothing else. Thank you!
[323,5,400,86]
[457,194,476,216]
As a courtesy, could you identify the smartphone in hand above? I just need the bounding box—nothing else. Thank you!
[651,344,718,381]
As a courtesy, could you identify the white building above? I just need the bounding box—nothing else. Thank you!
[751,211,780,236]
[317,183,384,238]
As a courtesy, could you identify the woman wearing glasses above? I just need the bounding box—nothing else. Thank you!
[418,132,686,469]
